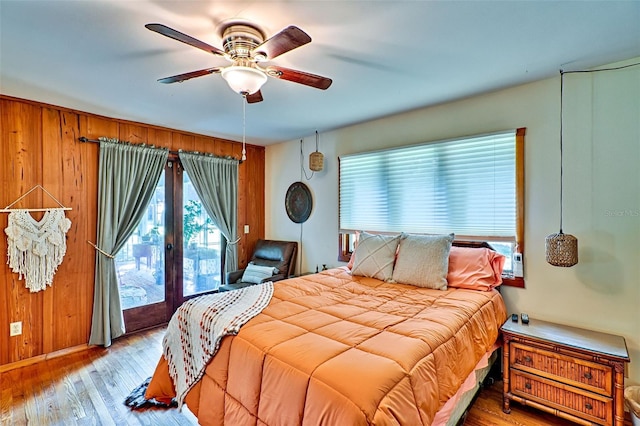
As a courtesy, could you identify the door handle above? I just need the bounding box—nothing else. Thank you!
[167,243,173,250]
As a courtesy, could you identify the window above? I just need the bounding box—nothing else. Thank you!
[339,128,525,287]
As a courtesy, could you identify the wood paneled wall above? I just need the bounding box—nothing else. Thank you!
[0,95,265,367]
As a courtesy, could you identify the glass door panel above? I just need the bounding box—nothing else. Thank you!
[183,171,222,296]
[116,171,166,310]
[118,159,225,334]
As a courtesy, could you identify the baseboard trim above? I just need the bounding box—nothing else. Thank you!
[0,343,93,373]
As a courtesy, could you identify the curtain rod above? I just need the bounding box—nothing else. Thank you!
[78,137,243,163]
[78,136,179,156]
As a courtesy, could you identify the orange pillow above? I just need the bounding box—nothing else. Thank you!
[346,231,360,269]
[447,246,506,291]
[347,253,355,270]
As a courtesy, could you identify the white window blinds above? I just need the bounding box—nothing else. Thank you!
[339,130,516,239]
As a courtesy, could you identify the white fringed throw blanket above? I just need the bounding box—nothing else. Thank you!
[163,282,274,408]
[4,209,72,292]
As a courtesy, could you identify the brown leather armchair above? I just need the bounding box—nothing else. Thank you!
[218,239,298,292]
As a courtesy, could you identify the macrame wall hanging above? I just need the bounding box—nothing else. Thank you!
[1,185,72,292]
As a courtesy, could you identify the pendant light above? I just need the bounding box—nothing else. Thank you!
[309,130,324,172]
[546,70,578,267]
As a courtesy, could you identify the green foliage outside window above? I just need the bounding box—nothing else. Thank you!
[184,200,212,247]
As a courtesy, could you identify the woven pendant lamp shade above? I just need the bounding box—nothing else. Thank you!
[546,232,578,267]
[309,151,324,171]
[308,131,324,172]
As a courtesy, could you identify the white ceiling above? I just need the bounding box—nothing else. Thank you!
[1,1,639,145]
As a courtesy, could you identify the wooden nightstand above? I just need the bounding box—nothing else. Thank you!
[501,318,630,426]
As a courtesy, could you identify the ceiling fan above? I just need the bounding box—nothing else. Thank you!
[146,20,333,103]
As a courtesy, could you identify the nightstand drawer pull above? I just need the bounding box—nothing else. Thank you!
[524,382,531,390]
[522,355,532,363]
[584,372,592,380]
[585,402,593,410]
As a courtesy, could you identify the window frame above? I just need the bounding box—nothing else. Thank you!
[338,128,525,288]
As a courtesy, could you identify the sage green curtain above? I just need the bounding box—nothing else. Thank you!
[179,152,239,276]
[89,139,168,347]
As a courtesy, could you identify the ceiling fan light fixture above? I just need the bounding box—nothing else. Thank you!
[221,65,267,95]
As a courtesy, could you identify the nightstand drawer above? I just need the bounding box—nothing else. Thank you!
[511,342,612,396]
[511,370,613,425]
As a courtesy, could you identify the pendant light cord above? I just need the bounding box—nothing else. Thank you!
[298,138,310,275]
[300,139,315,180]
[562,61,640,76]
[559,70,565,234]
[556,61,640,234]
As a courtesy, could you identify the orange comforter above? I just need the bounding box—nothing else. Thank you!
[147,267,507,425]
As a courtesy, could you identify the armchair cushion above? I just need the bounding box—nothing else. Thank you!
[222,240,298,291]
[249,240,298,276]
[241,263,278,284]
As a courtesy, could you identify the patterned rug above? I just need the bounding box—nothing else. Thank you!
[124,377,176,409]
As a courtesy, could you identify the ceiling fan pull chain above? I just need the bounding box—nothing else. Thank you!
[242,95,247,161]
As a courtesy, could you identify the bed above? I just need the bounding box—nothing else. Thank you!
[145,233,508,425]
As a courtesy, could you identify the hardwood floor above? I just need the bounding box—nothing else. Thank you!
[464,381,576,426]
[0,326,630,425]
[1,327,198,426]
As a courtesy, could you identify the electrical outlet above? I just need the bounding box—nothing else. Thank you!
[10,321,22,336]
[244,225,250,234]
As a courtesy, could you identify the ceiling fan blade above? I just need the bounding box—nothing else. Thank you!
[245,91,264,103]
[145,23,226,57]
[254,26,311,60]
[266,66,332,90]
[157,67,221,84]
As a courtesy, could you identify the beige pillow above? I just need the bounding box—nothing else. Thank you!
[392,233,454,289]
[351,232,403,281]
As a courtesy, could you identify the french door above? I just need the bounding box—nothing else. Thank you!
[116,158,223,332]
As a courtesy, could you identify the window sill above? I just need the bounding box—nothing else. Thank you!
[502,276,525,288]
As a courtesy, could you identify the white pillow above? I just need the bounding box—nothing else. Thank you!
[241,263,277,284]
[392,233,454,290]
[351,232,403,281]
